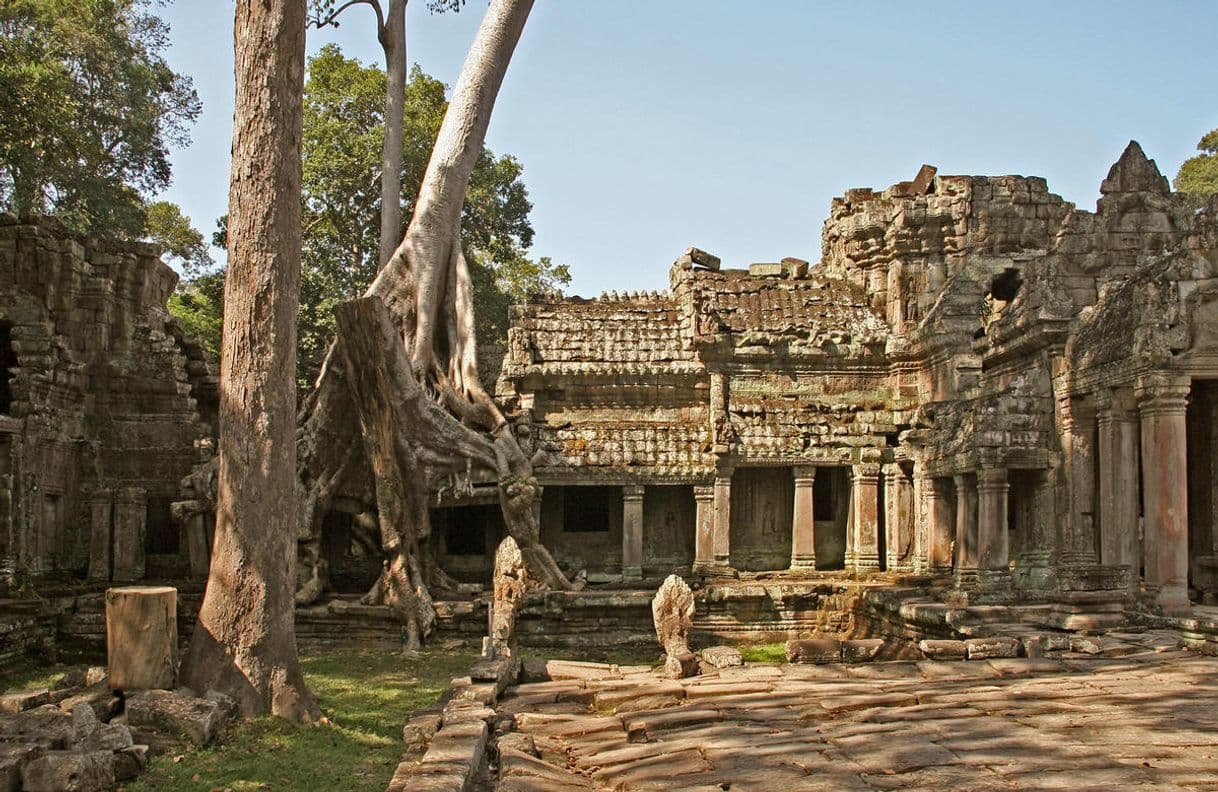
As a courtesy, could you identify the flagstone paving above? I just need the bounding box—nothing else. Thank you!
[494,641,1218,790]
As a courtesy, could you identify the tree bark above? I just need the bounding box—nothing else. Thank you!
[377,0,407,269]
[182,0,319,723]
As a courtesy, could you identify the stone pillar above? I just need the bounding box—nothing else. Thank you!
[88,489,113,581]
[111,487,147,582]
[884,463,914,572]
[846,463,880,573]
[977,468,1010,573]
[1061,397,1099,565]
[712,470,732,569]
[692,485,715,573]
[1097,389,1140,578]
[789,466,817,570]
[622,485,645,582]
[1137,378,1191,615]
[953,473,978,587]
[924,476,954,573]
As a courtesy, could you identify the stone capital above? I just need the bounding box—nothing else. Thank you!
[852,463,881,483]
[693,484,715,501]
[622,484,645,501]
[1136,375,1191,415]
[976,467,1009,493]
[793,466,817,484]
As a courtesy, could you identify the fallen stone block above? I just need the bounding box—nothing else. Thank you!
[20,750,114,792]
[699,645,743,668]
[54,668,107,691]
[1,743,43,792]
[786,638,842,664]
[0,689,49,714]
[663,651,699,680]
[111,745,149,782]
[1071,635,1104,655]
[965,637,1021,660]
[404,711,443,748]
[918,639,967,660]
[57,683,120,723]
[842,639,885,663]
[0,705,74,748]
[126,689,232,746]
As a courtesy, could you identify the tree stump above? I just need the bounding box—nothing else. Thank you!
[106,586,178,691]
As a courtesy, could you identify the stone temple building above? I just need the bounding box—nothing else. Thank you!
[430,142,1218,623]
[0,214,216,594]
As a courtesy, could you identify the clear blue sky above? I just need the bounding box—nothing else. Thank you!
[158,1,1218,298]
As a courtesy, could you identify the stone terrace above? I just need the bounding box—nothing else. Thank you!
[495,637,1218,790]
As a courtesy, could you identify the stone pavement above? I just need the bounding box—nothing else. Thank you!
[494,635,1218,790]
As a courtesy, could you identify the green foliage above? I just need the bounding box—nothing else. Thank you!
[145,200,214,277]
[125,647,478,792]
[1174,127,1218,210]
[167,271,224,359]
[0,0,200,236]
[295,46,568,387]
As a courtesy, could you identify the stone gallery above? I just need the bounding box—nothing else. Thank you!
[442,141,1217,622]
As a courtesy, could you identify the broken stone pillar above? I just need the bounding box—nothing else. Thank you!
[106,585,178,690]
[1097,389,1140,582]
[87,489,113,581]
[845,463,880,572]
[924,476,954,572]
[711,470,732,570]
[651,574,698,679]
[953,473,979,587]
[1061,397,1099,565]
[111,487,147,582]
[977,468,1011,584]
[884,463,914,572]
[491,536,533,659]
[692,485,714,573]
[621,485,644,582]
[1137,377,1191,615]
[789,466,816,570]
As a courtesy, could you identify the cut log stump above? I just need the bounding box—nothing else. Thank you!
[106,586,178,691]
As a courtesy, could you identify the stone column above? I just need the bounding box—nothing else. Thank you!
[846,463,880,572]
[953,473,978,587]
[884,464,914,572]
[1137,378,1191,615]
[1060,397,1099,565]
[1097,389,1140,577]
[621,485,645,582]
[111,487,146,582]
[789,466,817,570]
[88,488,113,581]
[924,476,954,573]
[712,470,732,569]
[692,484,715,573]
[977,468,1010,573]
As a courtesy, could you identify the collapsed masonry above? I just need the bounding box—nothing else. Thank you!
[437,142,1218,624]
[0,213,216,594]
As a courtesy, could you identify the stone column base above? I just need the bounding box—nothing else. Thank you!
[789,555,817,572]
[622,565,643,583]
[1044,590,1129,630]
[692,562,737,579]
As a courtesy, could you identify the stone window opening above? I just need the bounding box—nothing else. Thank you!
[563,486,614,532]
[0,322,14,414]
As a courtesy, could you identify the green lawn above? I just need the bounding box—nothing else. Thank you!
[123,647,476,792]
[738,643,787,663]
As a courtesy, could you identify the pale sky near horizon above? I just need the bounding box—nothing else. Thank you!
[157,1,1218,297]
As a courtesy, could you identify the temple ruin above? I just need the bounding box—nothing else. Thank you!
[460,141,1218,623]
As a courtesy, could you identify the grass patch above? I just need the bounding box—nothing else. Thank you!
[739,643,787,664]
[124,645,477,792]
[0,661,83,694]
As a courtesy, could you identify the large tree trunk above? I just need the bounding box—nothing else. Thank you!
[377,0,406,268]
[182,0,319,723]
[295,0,568,629]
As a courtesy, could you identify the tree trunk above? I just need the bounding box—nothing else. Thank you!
[295,0,569,619]
[377,0,407,269]
[182,0,319,723]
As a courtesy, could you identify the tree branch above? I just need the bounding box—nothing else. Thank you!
[309,0,385,35]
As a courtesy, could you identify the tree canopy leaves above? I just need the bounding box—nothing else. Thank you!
[0,0,200,235]
[1174,128,1218,210]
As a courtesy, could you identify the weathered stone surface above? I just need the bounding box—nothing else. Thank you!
[842,638,885,663]
[125,689,232,746]
[0,743,43,792]
[20,750,114,792]
[786,637,842,664]
[652,574,697,679]
[404,711,442,747]
[57,683,120,723]
[0,689,49,714]
[919,639,968,660]
[492,537,535,660]
[965,636,1021,660]
[54,668,108,691]
[699,645,743,668]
